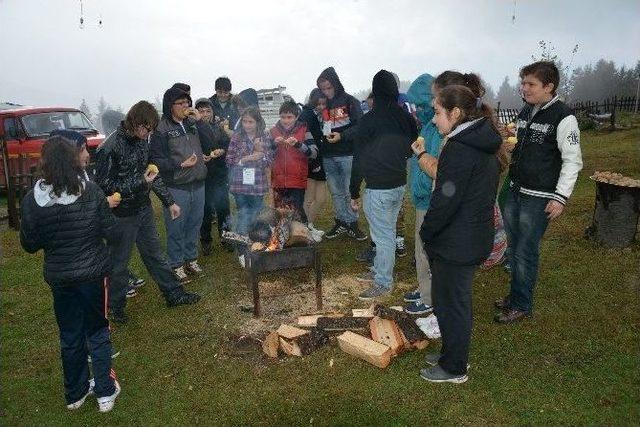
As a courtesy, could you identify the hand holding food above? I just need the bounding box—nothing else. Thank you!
[411,136,425,155]
[327,132,341,143]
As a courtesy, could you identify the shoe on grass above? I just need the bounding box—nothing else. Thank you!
[184,260,204,276]
[403,288,421,303]
[424,353,470,369]
[347,222,368,241]
[404,301,433,315]
[325,220,347,239]
[166,291,201,308]
[173,266,192,285]
[127,276,145,289]
[420,365,468,384]
[358,285,391,301]
[494,308,531,324]
[97,380,121,413]
[125,288,138,298]
[355,245,376,263]
[66,378,94,410]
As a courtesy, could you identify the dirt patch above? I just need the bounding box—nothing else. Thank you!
[235,273,412,338]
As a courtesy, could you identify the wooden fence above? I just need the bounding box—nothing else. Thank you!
[495,96,637,124]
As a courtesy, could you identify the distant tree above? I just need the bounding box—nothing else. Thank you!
[531,40,579,99]
[481,78,497,107]
[570,59,639,102]
[95,96,109,132]
[79,98,92,121]
[496,76,522,109]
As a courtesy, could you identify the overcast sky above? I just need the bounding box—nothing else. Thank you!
[1,0,638,114]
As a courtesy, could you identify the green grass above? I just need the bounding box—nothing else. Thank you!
[2,120,639,426]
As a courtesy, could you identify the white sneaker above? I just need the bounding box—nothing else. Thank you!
[97,380,121,413]
[308,223,325,236]
[310,228,323,243]
[185,260,204,276]
[66,378,95,410]
[238,254,245,268]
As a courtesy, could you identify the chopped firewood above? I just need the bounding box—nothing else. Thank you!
[297,313,344,327]
[352,304,375,317]
[368,316,404,355]
[262,331,279,358]
[337,331,392,369]
[295,328,329,355]
[279,337,302,356]
[251,242,265,252]
[316,316,371,331]
[374,304,428,344]
[287,221,313,246]
[276,324,309,340]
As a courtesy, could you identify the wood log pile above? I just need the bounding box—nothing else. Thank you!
[591,171,640,187]
[261,304,429,368]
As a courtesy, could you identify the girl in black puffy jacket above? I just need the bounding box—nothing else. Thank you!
[20,136,121,412]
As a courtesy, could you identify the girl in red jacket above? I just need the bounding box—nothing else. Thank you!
[269,101,318,222]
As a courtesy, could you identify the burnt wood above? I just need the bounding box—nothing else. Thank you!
[373,304,427,343]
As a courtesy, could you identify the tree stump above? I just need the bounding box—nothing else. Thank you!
[586,181,640,248]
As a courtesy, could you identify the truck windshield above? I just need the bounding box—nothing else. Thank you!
[21,111,95,137]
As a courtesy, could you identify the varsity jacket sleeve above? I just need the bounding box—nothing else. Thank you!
[420,143,473,242]
[554,115,583,204]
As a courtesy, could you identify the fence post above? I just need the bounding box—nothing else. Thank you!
[610,95,617,130]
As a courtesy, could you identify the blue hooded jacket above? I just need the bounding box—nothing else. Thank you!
[406,73,442,210]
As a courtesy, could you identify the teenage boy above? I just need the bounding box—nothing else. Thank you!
[150,86,208,283]
[209,76,240,133]
[496,61,583,323]
[95,101,201,324]
[317,66,366,240]
[349,70,417,300]
[270,101,318,221]
[194,97,232,254]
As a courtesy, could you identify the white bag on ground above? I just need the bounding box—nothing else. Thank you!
[416,314,441,339]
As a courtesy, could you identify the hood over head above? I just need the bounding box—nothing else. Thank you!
[407,73,435,125]
[237,88,259,108]
[316,67,345,96]
[372,69,399,109]
[195,97,213,109]
[162,86,192,118]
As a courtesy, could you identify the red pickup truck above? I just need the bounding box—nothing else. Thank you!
[0,104,104,189]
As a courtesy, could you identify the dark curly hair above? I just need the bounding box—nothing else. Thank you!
[123,100,159,135]
[40,136,84,197]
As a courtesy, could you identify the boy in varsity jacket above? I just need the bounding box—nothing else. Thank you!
[496,61,583,324]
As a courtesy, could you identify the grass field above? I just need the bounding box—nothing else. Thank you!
[1,118,639,426]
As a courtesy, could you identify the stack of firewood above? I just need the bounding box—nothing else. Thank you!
[591,171,640,187]
[262,304,429,368]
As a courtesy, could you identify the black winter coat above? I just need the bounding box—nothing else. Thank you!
[298,106,326,181]
[95,126,175,217]
[420,118,501,266]
[20,181,117,287]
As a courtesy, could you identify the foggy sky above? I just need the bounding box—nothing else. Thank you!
[1,0,638,114]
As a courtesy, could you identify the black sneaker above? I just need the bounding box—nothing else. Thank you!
[128,276,145,289]
[166,291,201,308]
[109,310,128,324]
[347,222,368,241]
[325,220,347,239]
[355,245,376,263]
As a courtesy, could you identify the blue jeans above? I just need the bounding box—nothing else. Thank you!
[200,171,231,243]
[323,156,358,224]
[363,186,405,289]
[164,183,205,268]
[51,279,116,403]
[502,188,550,312]
[232,193,264,236]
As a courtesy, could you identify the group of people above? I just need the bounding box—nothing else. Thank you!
[19,60,582,410]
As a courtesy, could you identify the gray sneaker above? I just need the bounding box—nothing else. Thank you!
[420,365,468,384]
[358,286,391,301]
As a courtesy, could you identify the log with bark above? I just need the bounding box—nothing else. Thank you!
[373,304,428,344]
[316,316,371,331]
